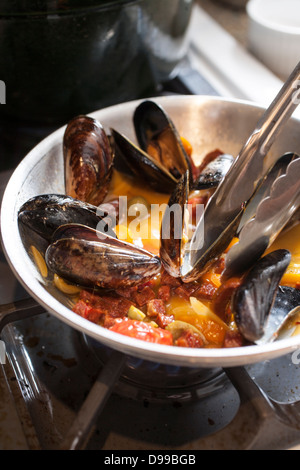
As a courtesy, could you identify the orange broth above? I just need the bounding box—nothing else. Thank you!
[32,166,300,349]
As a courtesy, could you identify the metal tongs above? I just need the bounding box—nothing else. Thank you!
[182,61,300,281]
[224,154,300,278]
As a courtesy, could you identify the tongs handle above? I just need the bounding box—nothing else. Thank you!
[216,60,300,211]
[256,62,300,155]
[187,61,300,276]
[224,365,300,434]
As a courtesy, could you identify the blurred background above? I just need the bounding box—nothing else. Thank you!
[0,0,194,170]
[0,0,299,170]
[0,0,195,126]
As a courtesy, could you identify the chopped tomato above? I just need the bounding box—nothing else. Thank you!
[109,319,173,345]
[212,277,242,322]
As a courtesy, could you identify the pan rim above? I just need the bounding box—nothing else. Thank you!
[2,94,300,368]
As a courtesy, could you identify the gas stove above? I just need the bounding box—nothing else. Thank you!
[1,232,300,450]
[1,4,300,451]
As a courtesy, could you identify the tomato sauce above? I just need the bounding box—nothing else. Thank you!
[68,147,300,348]
[71,164,246,349]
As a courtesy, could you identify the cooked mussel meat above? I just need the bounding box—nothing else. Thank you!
[45,224,161,289]
[63,115,114,206]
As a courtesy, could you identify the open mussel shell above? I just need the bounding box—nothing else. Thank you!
[160,171,189,278]
[232,249,292,343]
[192,153,234,190]
[272,306,300,342]
[111,128,178,193]
[63,115,114,206]
[18,194,116,242]
[133,100,191,181]
[257,286,300,344]
[45,224,161,289]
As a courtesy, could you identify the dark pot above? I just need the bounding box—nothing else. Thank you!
[0,0,194,125]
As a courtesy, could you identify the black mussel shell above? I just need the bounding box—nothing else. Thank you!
[260,285,300,342]
[45,224,161,289]
[63,115,114,206]
[160,171,189,278]
[192,153,234,190]
[112,100,197,193]
[232,249,291,342]
[111,129,178,194]
[18,194,116,242]
[133,100,191,182]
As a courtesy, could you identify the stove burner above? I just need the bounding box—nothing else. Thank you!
[82,334,227,403]
[2,286,300,449]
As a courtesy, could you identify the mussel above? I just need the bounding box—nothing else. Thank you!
[18,194,116,242]
[45,224,161,289]
[192,152,234,190]
[112,100,235,196]
[133,100,192,181]
[159,171,189,278]
[232,249,292,342]
[63,115,114,206]
[111,128,179,194]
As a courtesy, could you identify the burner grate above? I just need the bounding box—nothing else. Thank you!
[1,299,300,450]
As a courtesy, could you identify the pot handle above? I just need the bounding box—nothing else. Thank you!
[224,366,300,441]
[224,366,277,418]
[60,350,126,450]
[0,297,45,334]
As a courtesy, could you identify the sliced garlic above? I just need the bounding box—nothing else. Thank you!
[53,274,81,295]
[30,245,48,278]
